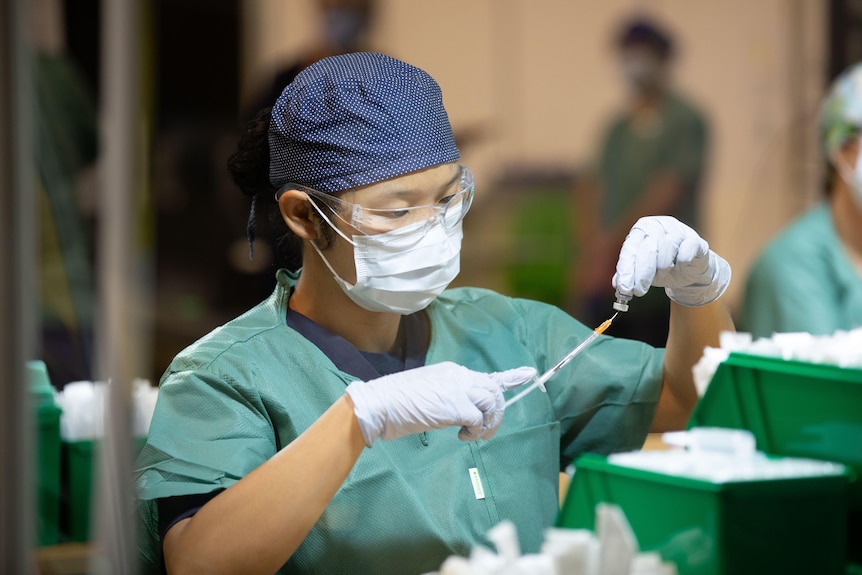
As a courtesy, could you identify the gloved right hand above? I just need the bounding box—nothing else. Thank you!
[612,216,731,307]
[345,362,537,447]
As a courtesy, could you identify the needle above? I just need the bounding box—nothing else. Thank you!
[505,312,618,407]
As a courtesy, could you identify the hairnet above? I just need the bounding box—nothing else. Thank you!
[820,62,862,158]
[617,17,674,60]
[268,52,460,193]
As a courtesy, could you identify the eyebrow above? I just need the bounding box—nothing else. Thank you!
[377,166,463,200]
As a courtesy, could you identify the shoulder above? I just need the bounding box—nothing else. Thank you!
[434,287,563,320]
[166,289,293,378]
[749,204,834,284]
[760,204,833,261]
[431,287,591,348]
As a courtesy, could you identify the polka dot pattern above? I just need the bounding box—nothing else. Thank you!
[268,52,460,193]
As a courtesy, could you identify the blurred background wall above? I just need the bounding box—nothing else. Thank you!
[9,2,862,569]
[12,2,862,570]
[26,0,862,385]
[243,0,826,309]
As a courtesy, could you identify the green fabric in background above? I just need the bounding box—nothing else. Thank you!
[506,190,575,310]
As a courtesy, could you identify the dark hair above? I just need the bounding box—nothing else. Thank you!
[618,18,674,61]
[227,107,335,271]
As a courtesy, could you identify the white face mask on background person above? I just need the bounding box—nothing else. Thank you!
[621,51,665,93]
[308,201,463,315]
[833,148,862,212]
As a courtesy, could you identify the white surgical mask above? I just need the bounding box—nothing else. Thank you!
[834,152,862,212]
[621,53,664,93]
[308,201,463,315]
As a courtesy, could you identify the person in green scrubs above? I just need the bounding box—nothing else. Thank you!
[576,17,710,348]
[742,62,862,337]
[135,53,733,575]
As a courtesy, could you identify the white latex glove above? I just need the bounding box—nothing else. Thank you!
[345,362,537,447]
[612,216,731,307]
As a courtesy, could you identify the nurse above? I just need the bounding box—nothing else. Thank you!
[742,62,862,337]
[135,53,733,575]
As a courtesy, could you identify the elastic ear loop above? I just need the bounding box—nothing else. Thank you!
[305,194,358,247]
[304,196,358,288]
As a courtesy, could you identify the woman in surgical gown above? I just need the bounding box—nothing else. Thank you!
[134,53,734,575]
[742,62,862,337]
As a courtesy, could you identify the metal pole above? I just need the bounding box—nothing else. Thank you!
[0,0,37,571]
[92,0,139,572]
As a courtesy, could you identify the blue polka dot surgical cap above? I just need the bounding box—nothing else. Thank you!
[268,52,460,193]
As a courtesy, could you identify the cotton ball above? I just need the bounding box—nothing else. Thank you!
[132,378,158,437]
[718,331,751,351]
[487,520,521,562]
[58,381,101,441]
[437,556,474,575]
[506,554,557,575]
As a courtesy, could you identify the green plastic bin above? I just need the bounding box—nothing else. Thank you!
[558,453,848,575]
[61,436,148,542]
[28,360,62,546]
[688,353,862,565]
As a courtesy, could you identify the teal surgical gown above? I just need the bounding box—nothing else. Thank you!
[135,269,665,574]
[741,202,862,338]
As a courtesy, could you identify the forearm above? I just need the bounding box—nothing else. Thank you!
[163,394,366,575]
[652,299,735,431]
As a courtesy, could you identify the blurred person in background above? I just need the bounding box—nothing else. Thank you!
[135,53,732,575]
[575,16,710,347]
[242,0,376,121]
[741,62,862,337]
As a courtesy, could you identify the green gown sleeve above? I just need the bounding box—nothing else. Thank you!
[510,297,665,465]
[134,365,278,572]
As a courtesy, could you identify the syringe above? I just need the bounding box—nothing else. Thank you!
[505,312,619,407]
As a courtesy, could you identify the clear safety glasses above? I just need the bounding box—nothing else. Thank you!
[277,165,475,236]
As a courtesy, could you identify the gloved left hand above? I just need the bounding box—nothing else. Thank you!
[612,216,731,307]
[346,362,537,446]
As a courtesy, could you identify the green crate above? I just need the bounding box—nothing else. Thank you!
[29,360,62,547]
[558,453,848,575]
[62,440,95,542]
[688,353,862,565]
[35,404,62,546]
[61,437,148,542]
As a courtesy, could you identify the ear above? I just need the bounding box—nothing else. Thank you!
[278,190,320,240]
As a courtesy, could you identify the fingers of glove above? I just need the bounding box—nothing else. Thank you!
[466,382,504,435]
[466,383,498,414]
[451,387,487,436]
[478,411,504,440]
[676,232,709,269]
[667,251,733,306]
[458,426,482,441]
[612,227,647,295]
[656,235,710,288]
[630,234,659,296]
[480,382,509,440]
[457,402,486,441]
[652,232,683,288]
[491,366,538,391]
[676,234,709,264]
